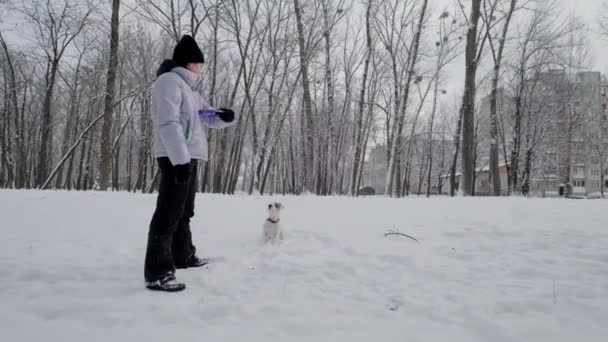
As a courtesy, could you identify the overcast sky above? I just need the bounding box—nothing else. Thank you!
[560,0,607,69]
[433,0,607,100]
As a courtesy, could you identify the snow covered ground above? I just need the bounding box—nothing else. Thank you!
[1,190,607,342]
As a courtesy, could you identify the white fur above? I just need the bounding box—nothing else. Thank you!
[263,202,284,244]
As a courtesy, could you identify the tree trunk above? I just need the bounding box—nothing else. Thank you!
[210,7,219,106]
[489,79,501,195]
[64,115,80,189]
[438,130,447,194]
[521,148,532,195]
[99,0,121,190]
[601,159,605,198]
[201,161,210,193]
[461,0,482,196]
[293,0,315,192]
[426,76,440,197]
[1,91,9,187]
[0,32,21,188]
[510,71,526,195]
[323,0,335,195]
[351,0,372,196]
[489,0,517,196]
[56,55,85,189]
[77,136,87,190]
[136,94,151,192]
[450,107,464,196]
[37,59,59,187]
[84,125,97,190]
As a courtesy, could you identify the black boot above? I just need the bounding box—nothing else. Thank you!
[145,272,186,292]
[175,255,210,269]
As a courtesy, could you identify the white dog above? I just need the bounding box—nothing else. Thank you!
[263,202,284,244]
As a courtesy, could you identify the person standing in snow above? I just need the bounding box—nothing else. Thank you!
[144,35,235,292]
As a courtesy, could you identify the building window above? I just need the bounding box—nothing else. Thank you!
[576,167,585,175]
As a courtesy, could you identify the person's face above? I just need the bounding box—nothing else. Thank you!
[187,63,205,75]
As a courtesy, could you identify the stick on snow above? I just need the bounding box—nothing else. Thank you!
[384,230,419,243]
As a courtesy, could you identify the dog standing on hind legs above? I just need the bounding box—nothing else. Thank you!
[263,202,284,244]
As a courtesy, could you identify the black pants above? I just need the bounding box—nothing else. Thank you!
[144,157,198,282]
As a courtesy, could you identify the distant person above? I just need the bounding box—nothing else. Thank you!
[565,182,572,198]
[144,35,236,292]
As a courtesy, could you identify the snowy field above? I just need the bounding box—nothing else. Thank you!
[1,190,607,342]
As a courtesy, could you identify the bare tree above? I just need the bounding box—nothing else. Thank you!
[425,9,462,197]
[450,102,463,196]
[599,2,608,38]
[459,0,483,196]
[15,0,96,187]
[486,0,518,196]
[0,32,20,187]
[54,32,97,189]
[383,0,429,197]
[506,3,579,195]
[99,0,120,190]
[131,0,208,41]
[319,0,347,195]
[292,0,318,193]
[351,0,373,196]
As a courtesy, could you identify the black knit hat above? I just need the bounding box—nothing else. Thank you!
[172,35,205,67]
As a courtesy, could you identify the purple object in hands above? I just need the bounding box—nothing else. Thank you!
[198,108,220,118]
[198,108,221,125]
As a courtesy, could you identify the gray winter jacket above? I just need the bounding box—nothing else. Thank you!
[151,66,235,165]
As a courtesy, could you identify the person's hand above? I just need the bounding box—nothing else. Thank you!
[174,163,191,184]
[218,108,235,123]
